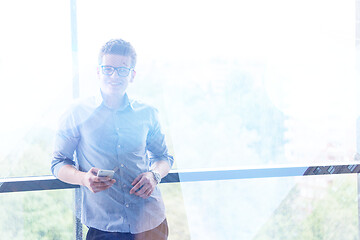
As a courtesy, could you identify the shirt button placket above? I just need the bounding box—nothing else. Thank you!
[115,122,126,201]
[114,113,128,211]
[115,126,122,155]
[115,119,121,151]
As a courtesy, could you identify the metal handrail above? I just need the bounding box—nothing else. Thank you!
[1,162,360,193]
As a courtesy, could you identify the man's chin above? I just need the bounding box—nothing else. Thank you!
[103,88,125,96]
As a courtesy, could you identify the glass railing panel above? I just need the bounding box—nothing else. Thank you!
[0,189,75,239]
[178,174,358,240]
[254,176,358,240]
[160,182,191,240]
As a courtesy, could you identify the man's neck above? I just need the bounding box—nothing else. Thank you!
[102,92,127,110]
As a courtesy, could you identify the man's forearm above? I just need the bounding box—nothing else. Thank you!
[57,164,86,186]
[151,160,171,179]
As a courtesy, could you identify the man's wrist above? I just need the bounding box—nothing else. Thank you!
[78,171,87,186]
[150,170,161,184]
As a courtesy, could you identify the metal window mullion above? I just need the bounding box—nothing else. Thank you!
[70,0,81,239]
[356,0,360,238]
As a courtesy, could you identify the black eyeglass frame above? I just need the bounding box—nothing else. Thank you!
[100,65,134,77]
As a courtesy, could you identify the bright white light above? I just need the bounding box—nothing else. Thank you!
[0,1,72,157]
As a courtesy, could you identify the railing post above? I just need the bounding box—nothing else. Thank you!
[74,188,83,240]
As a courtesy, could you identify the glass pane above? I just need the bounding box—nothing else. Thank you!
[0,189,74,239]
[0,0,72,178]
[179,175,358,239]
[76,0,357,170]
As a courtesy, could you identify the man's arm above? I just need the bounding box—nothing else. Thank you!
[52,105,116,193]
[58,165,116,193]
[130,108,174,199]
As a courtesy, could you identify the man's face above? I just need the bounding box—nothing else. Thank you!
[98,54,135,96]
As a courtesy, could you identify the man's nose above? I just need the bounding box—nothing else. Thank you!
[110,71,120,79]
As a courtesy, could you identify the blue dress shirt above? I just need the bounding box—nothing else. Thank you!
[51,93,174,233]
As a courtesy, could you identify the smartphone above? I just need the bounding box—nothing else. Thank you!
[97,169,115,179]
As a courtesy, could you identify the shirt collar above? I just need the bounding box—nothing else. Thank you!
[95,90,134,111]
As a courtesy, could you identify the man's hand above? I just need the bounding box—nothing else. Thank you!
[81,167,116,193]
[130,172,157,199]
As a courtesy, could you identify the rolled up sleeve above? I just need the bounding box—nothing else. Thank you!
[51,107,80,177]
[146,108,174,168]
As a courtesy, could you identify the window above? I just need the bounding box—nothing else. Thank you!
[0,0,358,239]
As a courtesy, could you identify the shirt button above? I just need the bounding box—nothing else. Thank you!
[120,164,124,168]
[123,184,127,188]
[125,204,129,208]
[117,145,121,148]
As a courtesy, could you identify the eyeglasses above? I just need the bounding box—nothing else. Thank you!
[100,65,133,77]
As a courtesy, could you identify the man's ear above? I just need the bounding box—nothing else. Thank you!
[130,70,136,83]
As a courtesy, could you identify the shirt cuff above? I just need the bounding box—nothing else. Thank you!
[150,155,174,169]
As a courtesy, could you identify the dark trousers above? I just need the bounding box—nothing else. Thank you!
[86,219,168,240]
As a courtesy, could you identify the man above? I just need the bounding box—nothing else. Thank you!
[51,39,173,240]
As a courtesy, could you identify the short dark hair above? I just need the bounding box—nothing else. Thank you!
[98,39,137,68]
